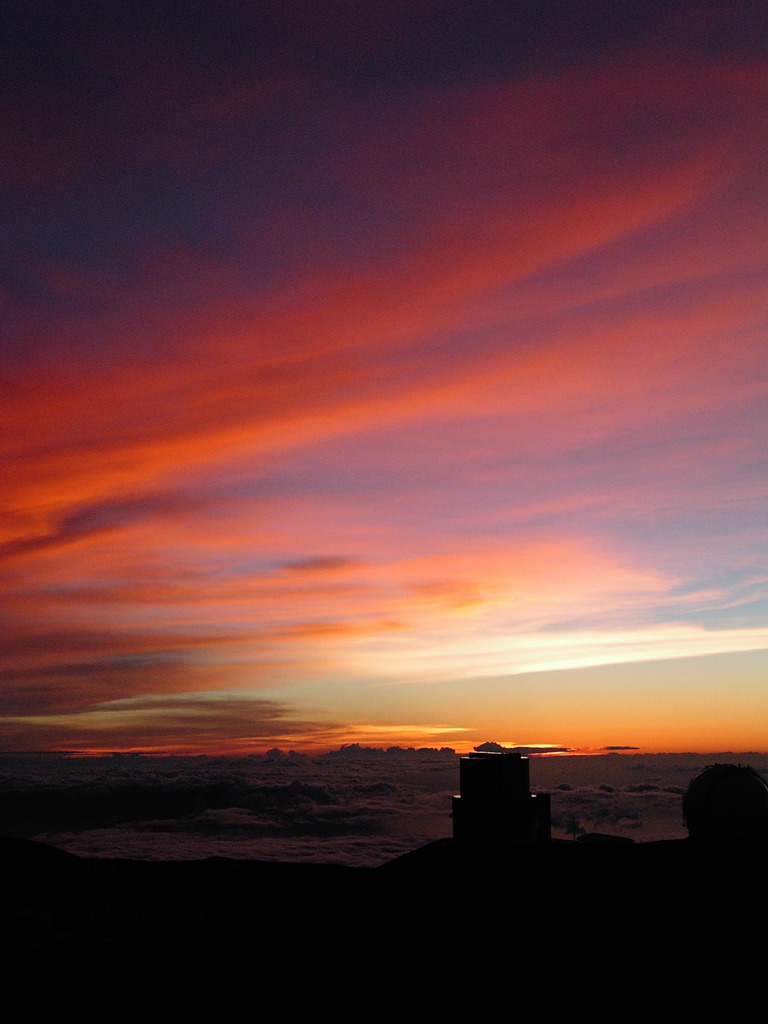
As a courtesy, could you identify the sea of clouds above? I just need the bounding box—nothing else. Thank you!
[3,748,767,867]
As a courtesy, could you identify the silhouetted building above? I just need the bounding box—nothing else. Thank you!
[683,763,768,839]
[452,751,551,845]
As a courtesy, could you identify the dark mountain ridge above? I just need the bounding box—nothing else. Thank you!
[3,831,765,996]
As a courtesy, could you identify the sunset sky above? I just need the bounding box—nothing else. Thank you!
[2,1,767,755]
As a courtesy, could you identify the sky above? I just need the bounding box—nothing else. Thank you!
[2,1,767,755]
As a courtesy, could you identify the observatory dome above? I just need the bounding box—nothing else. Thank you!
[683,763,768,839]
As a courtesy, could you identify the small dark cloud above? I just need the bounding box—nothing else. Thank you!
[528,747,574,756]
[263,748,309,762]
[602,746,640,751]
[473,741,573,755]
[61,497,174,534]
[326,744,455,758]
[0,691,346,754]
[281,557,365,574]
[0,495,193,564]
[0,639,248,717]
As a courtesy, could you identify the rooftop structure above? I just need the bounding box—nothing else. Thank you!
[452,751,551,846]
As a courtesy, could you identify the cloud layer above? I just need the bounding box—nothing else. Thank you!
[10,750,767,865]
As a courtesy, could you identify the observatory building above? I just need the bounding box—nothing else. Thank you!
[683,763,768,839]
[452,751,551,846]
